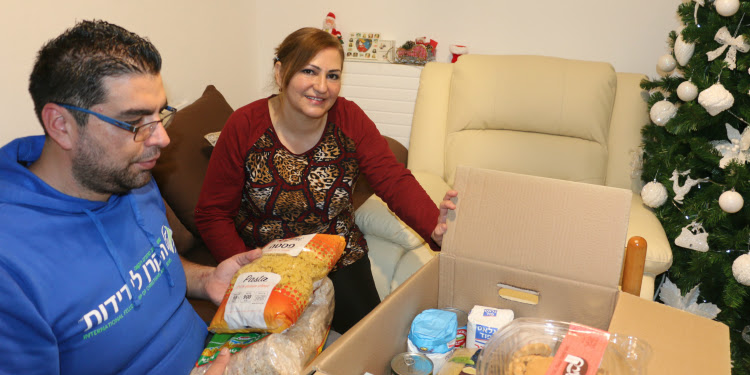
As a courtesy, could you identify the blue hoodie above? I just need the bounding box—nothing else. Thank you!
[0,136,207,375]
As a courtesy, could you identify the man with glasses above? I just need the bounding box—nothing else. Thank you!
[0,20,256,374]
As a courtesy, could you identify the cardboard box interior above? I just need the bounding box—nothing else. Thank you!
[306,166,730,375]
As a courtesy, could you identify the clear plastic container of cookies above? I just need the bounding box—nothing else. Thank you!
[476,318,652,375]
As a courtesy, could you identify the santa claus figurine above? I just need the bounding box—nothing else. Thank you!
[323,12,336,32]
[323,12,343,43]
[450,44,468,63]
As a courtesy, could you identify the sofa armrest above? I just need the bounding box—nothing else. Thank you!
[626,194,673,273]
[412,171,453,205]
[390,245,435,292]
[355,171,449,246]
[355,196,426,251]
[355,172,449,299]
[356,195,430,299]
[626,194,673,299]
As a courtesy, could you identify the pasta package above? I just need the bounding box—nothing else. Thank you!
[208,234,345,334]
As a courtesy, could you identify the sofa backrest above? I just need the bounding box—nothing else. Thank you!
[407,55,649,193]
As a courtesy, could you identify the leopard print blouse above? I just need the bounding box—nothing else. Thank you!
[235,123,367,270]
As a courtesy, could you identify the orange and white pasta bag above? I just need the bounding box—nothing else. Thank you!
[208,234,345,334]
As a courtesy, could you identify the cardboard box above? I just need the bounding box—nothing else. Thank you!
[306,166,730,374]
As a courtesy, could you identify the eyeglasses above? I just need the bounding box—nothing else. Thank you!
[55,103,177,142]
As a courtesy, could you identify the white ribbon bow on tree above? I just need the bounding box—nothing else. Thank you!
[711,123,750,168]
[706,26,750,70]
[694,0,704,24]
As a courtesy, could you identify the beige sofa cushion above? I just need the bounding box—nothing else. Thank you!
[444,55,617,186]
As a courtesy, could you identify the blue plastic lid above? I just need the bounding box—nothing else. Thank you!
[408,309,458,354]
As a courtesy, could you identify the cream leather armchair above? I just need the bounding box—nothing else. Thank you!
[360,55,672,300]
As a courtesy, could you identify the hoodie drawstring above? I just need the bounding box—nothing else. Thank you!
[82,195,177,310]
[83,208,143,308]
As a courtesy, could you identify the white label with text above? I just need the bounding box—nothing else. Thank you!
[262,234,315,257]
[224,272,280,329]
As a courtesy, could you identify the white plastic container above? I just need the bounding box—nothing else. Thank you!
[466,305,514,349]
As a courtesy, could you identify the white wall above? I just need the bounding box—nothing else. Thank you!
[254,0,683,76]
[1,0,682,146]
[0,0,257,145]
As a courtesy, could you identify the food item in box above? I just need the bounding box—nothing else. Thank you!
[208,234,344,334]
[441,307,469,348]
[467,305,514,349]
[391,352,434,375]
[194,332,269,366]
[191,277,335,375]
[408,308,458,373]
[506,342,554,374]
[476,318,652,375]
[437,347,481,375]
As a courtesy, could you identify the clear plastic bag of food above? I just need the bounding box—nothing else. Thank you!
[208,234,344,334]
[191,276,335,375]
[476,318,652,375]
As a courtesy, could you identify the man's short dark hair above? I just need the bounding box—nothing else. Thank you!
[29,20,162,128]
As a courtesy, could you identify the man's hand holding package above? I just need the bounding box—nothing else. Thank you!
[182,249,262,305]
[206,250,263,305]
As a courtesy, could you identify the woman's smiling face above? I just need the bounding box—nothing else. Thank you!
[278,47,343,121]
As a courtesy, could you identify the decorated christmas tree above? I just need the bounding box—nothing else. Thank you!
[640,0,750,372]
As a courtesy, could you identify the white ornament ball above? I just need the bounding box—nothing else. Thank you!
[732,253,750,286]
[650,100,677,126]
[715,0,740,17]
[657,54,677,72]
[641,181,668,208]
[677,81,699,102]
[674,34,695,66]
[698,83,735,116]
[719,190,744,213]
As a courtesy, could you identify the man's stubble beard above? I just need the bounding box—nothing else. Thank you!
[71,129,156,196]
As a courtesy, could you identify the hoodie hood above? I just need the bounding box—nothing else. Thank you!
[0,136,113,213]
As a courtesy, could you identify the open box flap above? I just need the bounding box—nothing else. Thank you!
[609,292,730,374]
[443,166,631,289]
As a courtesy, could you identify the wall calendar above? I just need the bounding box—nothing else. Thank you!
[345,32,394,63]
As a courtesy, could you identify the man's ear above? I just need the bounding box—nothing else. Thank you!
[41,103,77,151]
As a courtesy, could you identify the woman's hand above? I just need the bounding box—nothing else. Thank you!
[431,190,458,247]
[204,248,262,305]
